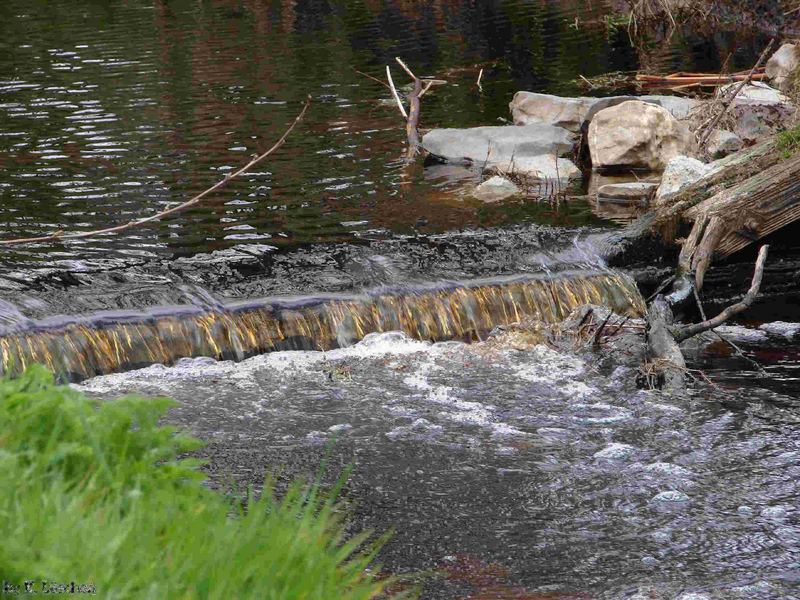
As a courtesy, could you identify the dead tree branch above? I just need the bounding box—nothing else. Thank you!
[673,245,769,342]
[386,65,408,119]
[697,39,774,149]
[1,97,311,247]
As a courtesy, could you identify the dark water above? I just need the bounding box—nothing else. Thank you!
[0,0,767,270]
[79,327,800,599]
[4,2,799,598]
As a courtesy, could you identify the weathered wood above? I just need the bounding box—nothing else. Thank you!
[673,245,769,342]
[646,295,687,393]
[684,152,800,289]
[603,139,780,265]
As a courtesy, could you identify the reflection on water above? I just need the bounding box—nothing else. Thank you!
[0,0,768,269]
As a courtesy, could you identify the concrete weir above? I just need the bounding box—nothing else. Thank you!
[0,271,645,382]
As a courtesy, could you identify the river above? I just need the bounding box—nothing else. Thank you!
[2,1,798,599]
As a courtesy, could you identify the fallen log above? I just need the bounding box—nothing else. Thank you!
[683,152,800,290]
[602,138,782,266]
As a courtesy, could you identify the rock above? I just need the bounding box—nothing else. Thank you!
[490,155,580,182]
[597,182,658,206]
[588,101,694,171]
[765,43,800,92]
[705,129,743,159]
[639,94,701,120]
[509,92,593,132]
[714,325,768,344]
[718,82,797,144]
[724,81,791,105]
[759,321,800,339]
[423,123,574,165]
[472,176,520,202]
[654,156,712,205]
[510,92,701,132]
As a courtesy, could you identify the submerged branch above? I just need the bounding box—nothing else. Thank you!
[1,97,312,247]
[673,245,769,342]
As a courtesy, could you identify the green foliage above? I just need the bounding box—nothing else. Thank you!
[0,366,405,599]
[778,123,800,159]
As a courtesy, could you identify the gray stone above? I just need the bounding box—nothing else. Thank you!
[490,154,580,181]
[510,92,701,132]
[597,182,658,205]
[472,176,520,202]
[640,94,701,120]
[509,92,593,131]
[422,123,574,165]
[724,81,791,105]
[593,443,637,460]
[765,43,800,92]
[705,129,743,159]
[655,155,711,205]
[759,321,800,339]
[589,101,694,171]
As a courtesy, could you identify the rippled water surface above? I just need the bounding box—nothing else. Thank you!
[0,0,768,269]
[79,330,800,599]
[5,2,798,598]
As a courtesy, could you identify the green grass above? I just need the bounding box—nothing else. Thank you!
[778,123,800,159]
[0,366,406,599]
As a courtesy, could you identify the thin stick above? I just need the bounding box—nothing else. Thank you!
[355,69,390,90]
[674,245,769,342]
[386,65,408,119]
[1,97,312,246]
[698,39,775,148]
[477,68,484,91]
[395,57,417,80]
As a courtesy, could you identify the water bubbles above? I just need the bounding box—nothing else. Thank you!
[650,490,690,504]
[593,443,637,461]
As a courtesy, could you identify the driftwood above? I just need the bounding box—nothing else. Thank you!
[364,59,444,161]
[682,153,800,290]
[1,98,311,246]
[603,138,782,266]
[645,246,769,392]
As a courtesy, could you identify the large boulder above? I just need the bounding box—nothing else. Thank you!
[588,101,694,171]
[509,93,594,132]
[654,156,711,206]
[765,43,800,92]
[422,124,577,179]
[510,92,700,132]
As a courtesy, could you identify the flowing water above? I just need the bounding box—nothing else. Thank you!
[2,1,799,598]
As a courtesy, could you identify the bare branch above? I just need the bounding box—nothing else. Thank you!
[477,68,484,91]
[355,69,391,90]
[674,245,769,342]
[1,97,312,247]
[697,39,774,149]
[394,57,417,80]
[386,65,408,119]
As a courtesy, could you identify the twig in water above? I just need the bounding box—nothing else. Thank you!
[355,69,390,90]
[674,245,769,342]
[385,66,408,119]
[477,68,484,92]
[1,97,312,246]
[694,277,769,377]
